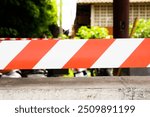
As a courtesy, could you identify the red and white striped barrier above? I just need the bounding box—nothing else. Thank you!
[0,38,150,69]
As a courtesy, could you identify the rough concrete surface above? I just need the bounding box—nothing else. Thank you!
[0,77,150,100]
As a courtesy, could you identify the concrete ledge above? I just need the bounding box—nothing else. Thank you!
[0,77,150,100]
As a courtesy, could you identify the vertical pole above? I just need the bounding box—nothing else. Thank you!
[113,0,129,38]
[113,0,129,75]
[59,0,63,35]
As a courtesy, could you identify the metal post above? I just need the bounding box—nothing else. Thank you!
[113,0,129,75]
[59,0,63,35]
[113,0,129,38]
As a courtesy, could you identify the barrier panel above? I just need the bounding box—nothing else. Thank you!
[0,38,150,70]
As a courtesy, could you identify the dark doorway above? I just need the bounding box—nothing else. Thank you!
[75,4,91,32]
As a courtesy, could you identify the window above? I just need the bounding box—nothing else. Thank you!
[92,3,150,27]
[130,3,150,24]
[92,4,113,27]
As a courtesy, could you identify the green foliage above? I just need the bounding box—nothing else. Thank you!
[76,26,109,39]
[0,0,58,37]
[90,26,109,38]
[58,34,69,39]
[76,26,91,39]
[131,19,150,38]
[0,27,18,37]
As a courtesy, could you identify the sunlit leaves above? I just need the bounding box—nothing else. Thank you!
[76,26,109,39]
[131,19,150,38]
[0,0,57,37]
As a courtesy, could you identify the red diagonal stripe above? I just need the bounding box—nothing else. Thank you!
[4,40,58,69]
[121,39,150,68]
[63,39,115,68]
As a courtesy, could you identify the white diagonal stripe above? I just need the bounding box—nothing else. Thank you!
[34,40,87,69]
[147,64,150,67]
[0,41,30,69]
[92,39,144,68]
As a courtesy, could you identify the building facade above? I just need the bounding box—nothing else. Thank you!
[76,0,150,29]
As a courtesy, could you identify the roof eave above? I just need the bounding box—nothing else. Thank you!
[77,1,150,4]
